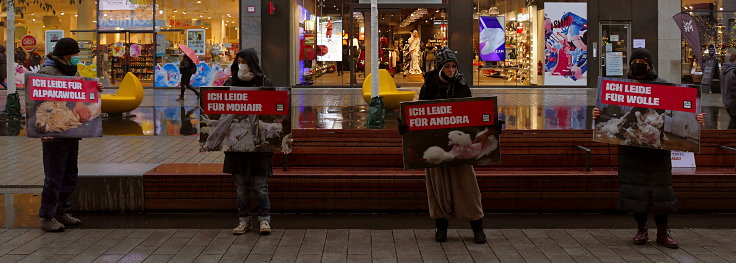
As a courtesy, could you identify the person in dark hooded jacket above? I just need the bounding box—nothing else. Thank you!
[415,47,488,245]
[721,52,736,129]
[593,48,705,249]
[177,55,199,101]
[223,48,274,236]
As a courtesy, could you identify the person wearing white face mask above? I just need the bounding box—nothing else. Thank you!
[222,48,274,236]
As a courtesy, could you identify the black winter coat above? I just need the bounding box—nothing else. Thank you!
[617,76,676,213]
[222,49,274,175]
[418,69,472,100]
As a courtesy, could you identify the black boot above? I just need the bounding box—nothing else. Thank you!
[470,219,487,244]
[435,219,448,242]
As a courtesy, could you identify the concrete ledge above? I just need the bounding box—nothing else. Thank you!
[70,164,158,212]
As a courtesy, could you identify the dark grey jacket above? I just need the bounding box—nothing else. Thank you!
[617,77,676,213]
[721,62,736,114]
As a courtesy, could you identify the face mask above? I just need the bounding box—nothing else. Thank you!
[630,62,648,75]
[69,56,80,66]
[237,63,255,81]
[238,63,249,71]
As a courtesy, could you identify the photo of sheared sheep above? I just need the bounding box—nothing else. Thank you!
[594,105,700,152]
[404,126,501,169]
[199,87,292,153]
[26,100,103,138]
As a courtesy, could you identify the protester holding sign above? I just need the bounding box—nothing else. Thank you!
[405,47,486,244]
[37,38,103,232]
[593,48,704,249]
[222,48,275,236]
[721,52,736,129]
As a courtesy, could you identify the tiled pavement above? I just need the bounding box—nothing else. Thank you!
[1,228,736,263]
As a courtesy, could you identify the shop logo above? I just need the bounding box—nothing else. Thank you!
[276,104,284,112]
[90,93,96,100]
[683,20,694,33]
[683,100,692,109]
[482,114,491,122]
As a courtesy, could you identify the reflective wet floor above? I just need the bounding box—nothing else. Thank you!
[1,88,731,136]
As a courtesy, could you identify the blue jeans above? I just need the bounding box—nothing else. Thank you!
[234,156,271,222]
[40,140,79,219]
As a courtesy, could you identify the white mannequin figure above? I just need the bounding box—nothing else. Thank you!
[408,30,422,75]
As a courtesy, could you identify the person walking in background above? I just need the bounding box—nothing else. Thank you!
[721,51,736,129]
[224,48,274,236]
[177,55,199,101]
[0,45,7,89]
[593,48,705,248]
[407,47,487,244]
[37,38,104,232]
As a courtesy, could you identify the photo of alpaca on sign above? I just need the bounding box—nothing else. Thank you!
[26,101,102,138]
[594,105,700,152]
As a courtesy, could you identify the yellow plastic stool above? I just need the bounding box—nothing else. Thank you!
[362,69,416,109]
[101,72,144,114]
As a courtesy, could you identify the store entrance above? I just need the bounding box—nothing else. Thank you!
[98,31,155,87]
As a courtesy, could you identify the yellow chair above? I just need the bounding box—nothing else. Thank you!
[362,69,416,109]
[101,72,144,114]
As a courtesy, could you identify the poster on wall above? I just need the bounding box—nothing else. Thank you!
[543,2,588,86]
[316,17,343,61]
[186,29,206,56]
[24,73,102,138]
[594,77,701,152]
[400,97,501,169]
[199,87,292,153]
[45,30,65,56]
[605,52,623,76]
[479,16,505,61]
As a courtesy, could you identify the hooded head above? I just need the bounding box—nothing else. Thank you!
[627,48,657,80]
[230,48,265,85]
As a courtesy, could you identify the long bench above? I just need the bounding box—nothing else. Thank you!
[142,129,736,211]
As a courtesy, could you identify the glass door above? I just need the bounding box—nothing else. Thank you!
[599,23,631,77]
[97,31,154,87]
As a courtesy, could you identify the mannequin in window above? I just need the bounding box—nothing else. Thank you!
[408,30,423,75]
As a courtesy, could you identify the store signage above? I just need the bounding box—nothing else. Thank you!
[25,73,102,138]
[156,34,166,57]
[316,17,342,61]
[304,34,316,45]
[479,16,505,61]
[610,35,619,42]
[633,39,646,48]
[99,0,147,10]
[248,6,256,13]
[44,30,64,56]
[186,29,206,56]
[21,35,37,51]
[517,13,530,22]
[400,97,500,169]
[98,19,160,30]
[594,77,701,152]
[605,52,623,76]
[543,2,588,86]
[199,87,292,153]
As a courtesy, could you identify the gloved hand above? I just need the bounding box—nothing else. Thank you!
[397,118,409,135]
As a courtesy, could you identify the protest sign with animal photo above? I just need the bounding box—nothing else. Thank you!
[25,73,102,138]
[199,87,291,153]
[594,77,700,152]
[401,97,500,169]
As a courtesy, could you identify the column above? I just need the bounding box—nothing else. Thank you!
[658,0,682,83]
[449,0,474,85]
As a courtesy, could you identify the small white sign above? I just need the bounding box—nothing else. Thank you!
[186,29,206,55]
[633,39,646,48]
[610,35,619,42]
[671,151,696,168]
[605,43,613,52]
[45,30,65,55]
[605,52,624,76]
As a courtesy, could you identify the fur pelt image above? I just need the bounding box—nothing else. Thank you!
[35,101,102,133]
[200,113,289,153]
[595,107,667,149]
[422,129,499,164]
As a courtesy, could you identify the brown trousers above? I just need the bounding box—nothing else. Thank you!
[424,165,484,220]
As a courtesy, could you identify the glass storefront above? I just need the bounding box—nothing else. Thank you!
[680,0,736,86]
[3,0,239,88]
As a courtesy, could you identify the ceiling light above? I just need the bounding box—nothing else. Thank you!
[159,10,163,14]
[60,12,65,15]
[183,11,187,14]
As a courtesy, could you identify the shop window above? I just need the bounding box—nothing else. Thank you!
[680,1,735,85]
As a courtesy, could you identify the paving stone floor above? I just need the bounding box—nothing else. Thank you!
[1,228,736,263]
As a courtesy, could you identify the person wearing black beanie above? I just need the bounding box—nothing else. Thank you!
[593,48,705,249]
[36,37,102,232]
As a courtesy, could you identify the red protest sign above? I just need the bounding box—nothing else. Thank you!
[27,75,99,103]
[202,90,289,115]
[403,98,496,131]
[599,78,698,113]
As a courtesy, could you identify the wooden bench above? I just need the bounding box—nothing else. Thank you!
[144,129,736,211]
